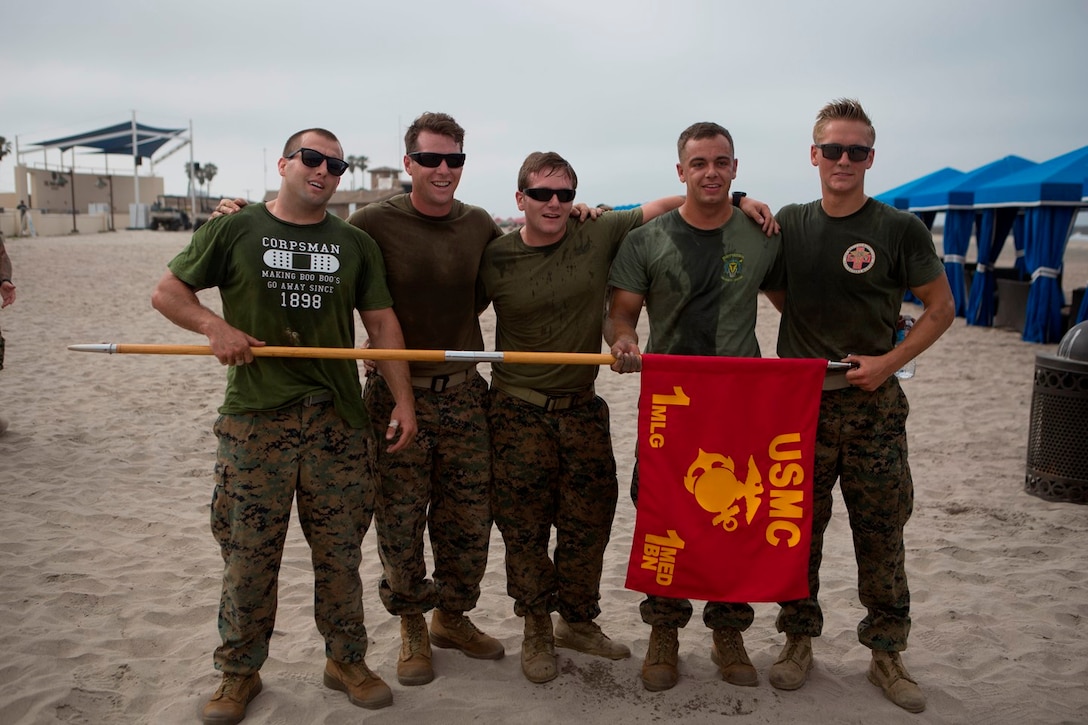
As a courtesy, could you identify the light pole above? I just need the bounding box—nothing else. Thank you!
[69,167,78,233]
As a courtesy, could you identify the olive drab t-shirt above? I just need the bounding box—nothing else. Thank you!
[167,203,392,428]
[608,208,782,358]
[347,194,502,378]
[767,198,945,361]
[481,209,643,392]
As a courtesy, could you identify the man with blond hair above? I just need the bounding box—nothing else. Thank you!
[765,98,954,714]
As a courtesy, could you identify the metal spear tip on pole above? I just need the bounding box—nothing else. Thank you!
[68,344,118,354]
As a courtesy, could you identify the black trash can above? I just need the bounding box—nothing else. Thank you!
[1025,353,1088,503]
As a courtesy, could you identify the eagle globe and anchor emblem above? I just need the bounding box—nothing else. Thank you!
[684,449,764,531]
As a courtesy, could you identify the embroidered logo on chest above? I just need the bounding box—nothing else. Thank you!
[842,243,875,274]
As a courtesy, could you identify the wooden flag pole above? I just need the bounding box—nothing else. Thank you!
[68,343,855,370]
[67,343,616,366]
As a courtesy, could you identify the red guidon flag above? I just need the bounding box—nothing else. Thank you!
[625,354,826,602]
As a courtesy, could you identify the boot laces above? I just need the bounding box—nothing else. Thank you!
[647,629,674,663]
[880,651,916,684]
[781,636,806,664]
[405,616,426,652]
[218,673,247,698]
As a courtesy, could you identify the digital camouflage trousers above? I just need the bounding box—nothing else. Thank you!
[776,378,914,651]
[210,401,378,674]
[364,372,492,615]
[489,390,618,622]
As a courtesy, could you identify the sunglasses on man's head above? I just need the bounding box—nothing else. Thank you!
[815,143,872,163]
[522,187,577,203]
[285,148,350,176]
[408,152,467,169]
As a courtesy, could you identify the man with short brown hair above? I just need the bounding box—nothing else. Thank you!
[154,127,417,723]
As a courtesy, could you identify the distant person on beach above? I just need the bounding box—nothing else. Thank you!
[604,121,782,693]
[152,127,418,723]
[17,200,37,238]
[479,151,696,684]
[0,230,16,435]
[763,98,954,714]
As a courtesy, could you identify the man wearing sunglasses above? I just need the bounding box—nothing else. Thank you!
[605,122,784,694]
[153,127,418,722]
[212,113,615,688]
[764,99,953,713]
[346,112,510,687]
[481,150,777,685]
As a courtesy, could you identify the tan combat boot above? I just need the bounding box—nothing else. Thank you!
[521,613,558,683]
[868,650,926,713]
[430,609,505,659]
[323,658,393,710]
[397,613,434,686]
[640,625,679,691]
[201,672,262,725]
[555,616,631,660]
[768,633,813,690]
[711,628,758,687]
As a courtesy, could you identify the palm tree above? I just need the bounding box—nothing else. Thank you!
[347,155,368,190]
[0,136,11,172]
[185,161,199,197]
[200,163,218,198]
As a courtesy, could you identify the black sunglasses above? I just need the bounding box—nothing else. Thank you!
[408,151,467,169]
[815,143,872,163]
[285,148,349,176]
[522,187,577,203]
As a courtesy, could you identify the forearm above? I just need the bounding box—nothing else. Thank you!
[604,316,638,348]
[363,311,414,408]
[151,272,226,338]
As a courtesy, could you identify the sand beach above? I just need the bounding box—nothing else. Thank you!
[0,230,1086,724]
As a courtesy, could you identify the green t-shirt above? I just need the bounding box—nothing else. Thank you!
[481,209,643,392]
[168,203,392,427]
[608,208,781,358]
[767,198,945,360]
[347,194,502,377]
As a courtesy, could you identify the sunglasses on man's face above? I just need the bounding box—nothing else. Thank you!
[408,152,467,169]
[522,187,577,203]
[815,143,872,163]
[286,148,350,176]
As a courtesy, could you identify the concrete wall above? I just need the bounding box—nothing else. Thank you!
[0,209,125,237]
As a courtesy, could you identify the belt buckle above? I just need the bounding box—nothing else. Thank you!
[544,395,570,412]
[430,374,450,393]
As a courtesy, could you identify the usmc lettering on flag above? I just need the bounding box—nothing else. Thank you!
[625,354,826,603]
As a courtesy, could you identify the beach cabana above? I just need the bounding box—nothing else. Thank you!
[875,168,965,304]
[974,145,1088,343]
[1078,180,1088,326]
[905,156,1036,323]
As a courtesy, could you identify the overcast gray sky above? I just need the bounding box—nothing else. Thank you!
[3,0,1086,218]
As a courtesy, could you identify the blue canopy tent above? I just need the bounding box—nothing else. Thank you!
[905,156,1036,322]
[875,168,965,304]
[874,166,964,219]
[974,145,1088,343]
